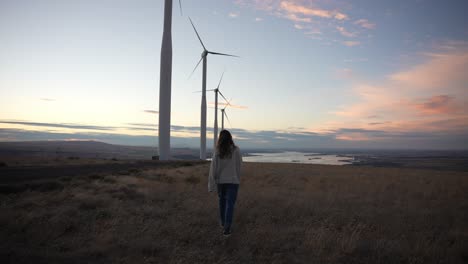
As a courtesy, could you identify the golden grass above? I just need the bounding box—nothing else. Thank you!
[1,162,467,263]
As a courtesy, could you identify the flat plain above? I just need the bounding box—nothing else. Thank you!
[1,159,467,263]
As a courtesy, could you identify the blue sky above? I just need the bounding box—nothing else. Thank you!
[1,0,467,149]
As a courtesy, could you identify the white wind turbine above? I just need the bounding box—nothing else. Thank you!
[158,0,182,161]
[205,72,229,148]
[188,17,239,160]
[220,99,232,130]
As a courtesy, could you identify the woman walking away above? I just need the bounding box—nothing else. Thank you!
[208,130,242,237]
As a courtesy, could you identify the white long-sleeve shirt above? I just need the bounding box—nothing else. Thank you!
[208,146,242,192]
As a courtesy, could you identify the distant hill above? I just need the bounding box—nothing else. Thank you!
[0,141,199,160]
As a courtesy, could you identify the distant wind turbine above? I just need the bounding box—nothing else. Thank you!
[158,0,182,161]
[205,72,229,148]
[188,17,239,160]
[220,98,232,130]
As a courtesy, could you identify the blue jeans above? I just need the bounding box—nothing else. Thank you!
[217,184,239,231]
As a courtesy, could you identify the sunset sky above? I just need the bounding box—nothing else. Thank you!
[1,0,467,149]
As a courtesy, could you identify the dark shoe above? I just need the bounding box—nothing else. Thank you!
[223,229,231,237]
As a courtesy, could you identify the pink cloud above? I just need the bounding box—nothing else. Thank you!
[279,1,333,18]
[278,1,350,21]
[318,42,468,137]
[284,13,312,23]
[354,19,376,29]
[413,95,457,115]
[335,132,371,141]
[235,1,348,24]
[389,45,468,90]
[336,26,356,37]
[334,12,348,20]
[234,0,381,45]
[294,24,304,29]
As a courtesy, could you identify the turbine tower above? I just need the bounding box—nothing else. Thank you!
[158,0,182,161]
[206,72,229,148]
[189,18,238,159]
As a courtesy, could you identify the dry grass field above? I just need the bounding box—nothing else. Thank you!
[1,161,467,263]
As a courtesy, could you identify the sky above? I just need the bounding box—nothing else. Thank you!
[1,0,468,150]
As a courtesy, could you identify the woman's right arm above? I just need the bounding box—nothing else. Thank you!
[236,147,242,179]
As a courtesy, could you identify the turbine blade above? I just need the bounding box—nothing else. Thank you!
[217,71,225,89]
[223,98,232,110]
[188,56,203,79]
[208,51,239,57]
[218,91,229,103]
[179,0,183,16]
[189,17,207,51]
[224,111,232,127]
[193,89,216,93]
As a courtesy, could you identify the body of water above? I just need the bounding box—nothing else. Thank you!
[243,151,354,165]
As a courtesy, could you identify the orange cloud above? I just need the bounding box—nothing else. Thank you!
[343,41,360,47]
[208,102,248,109]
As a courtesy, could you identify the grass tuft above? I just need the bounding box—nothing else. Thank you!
[184,175,201,184]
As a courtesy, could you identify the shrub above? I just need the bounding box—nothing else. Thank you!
[88,174,105,180]
[108,186,146,201]
[181,161,195,167]
[102,177,117,184]
[184,175,200,184]
[0,184,26,194]
[29,181,64,192]
[128,168,141,174]
[59,176,72,182]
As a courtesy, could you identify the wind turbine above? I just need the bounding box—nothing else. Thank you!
[158,0,182,161]
[188,17,239,160]
[220,98,232,130]
[205,72,229,148]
